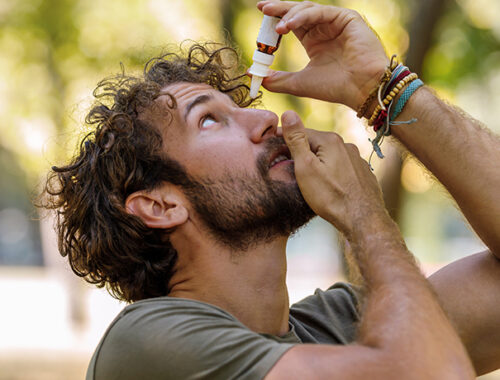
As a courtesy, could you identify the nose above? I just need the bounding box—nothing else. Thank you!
[239,108,279,143]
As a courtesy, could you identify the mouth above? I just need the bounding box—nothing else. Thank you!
[268,145,292,169]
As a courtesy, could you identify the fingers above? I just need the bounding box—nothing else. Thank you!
[284,6,348,36]
[257,1,299,16]
[274,1,316,34]
[261,69,302,96]
[280,110,315,166]
[258,1,354,36]
[258,1,314,34]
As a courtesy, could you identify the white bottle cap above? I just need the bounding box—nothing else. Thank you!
[249,50,274,77]
[248,50,275,98]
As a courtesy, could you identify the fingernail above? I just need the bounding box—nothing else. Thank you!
[277,20,285,28]
[282,112,298,126]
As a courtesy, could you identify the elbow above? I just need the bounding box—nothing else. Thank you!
[377,348,475,380]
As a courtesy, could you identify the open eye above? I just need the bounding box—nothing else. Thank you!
[200,115,217,129]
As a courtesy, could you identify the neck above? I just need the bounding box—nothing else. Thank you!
[169,230,290,336]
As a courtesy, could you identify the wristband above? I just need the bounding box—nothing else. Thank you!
[356,55,398,119]
[368,73,418,127]
[390,79,424,121]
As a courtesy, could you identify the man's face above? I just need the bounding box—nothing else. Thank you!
[154,82,315,250]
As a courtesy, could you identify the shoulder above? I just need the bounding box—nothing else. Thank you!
[89,297,294,380]
[291,282,361,315]
[290,282,361,344]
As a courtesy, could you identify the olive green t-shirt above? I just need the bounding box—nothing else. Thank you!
[86,283,359,380]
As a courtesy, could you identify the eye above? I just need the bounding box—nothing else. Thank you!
[200,115,217,129]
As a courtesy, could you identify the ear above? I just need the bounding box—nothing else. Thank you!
[125,184,188,229]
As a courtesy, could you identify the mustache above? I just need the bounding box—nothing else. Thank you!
[257,136,288,177]
[264,136,287,153]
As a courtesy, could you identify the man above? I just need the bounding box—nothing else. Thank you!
[41,1,500,379]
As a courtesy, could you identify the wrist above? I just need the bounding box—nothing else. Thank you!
[340,200,401,244]
[351,212,401,244]
[354,57,392,118]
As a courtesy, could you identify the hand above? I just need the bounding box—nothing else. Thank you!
[257,0,389,111]
[280,110,389,238]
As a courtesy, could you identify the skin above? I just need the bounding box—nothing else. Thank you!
[124,0,499,378]
[257,0,500,376]
[393,88,500,374]
[127,82,295,336]
[128,81,475,379]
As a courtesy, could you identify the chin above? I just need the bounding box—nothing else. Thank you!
[270,172,296,184]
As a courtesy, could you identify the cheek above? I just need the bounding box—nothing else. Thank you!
[181,137,257,177]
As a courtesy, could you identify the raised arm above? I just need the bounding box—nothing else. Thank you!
[264,111,474,379]
[258,0,500,258]
[390,88,500,256]
[257,0,500,376]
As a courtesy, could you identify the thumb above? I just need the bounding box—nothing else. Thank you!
[262,69,299,95]
[281,111,312,163]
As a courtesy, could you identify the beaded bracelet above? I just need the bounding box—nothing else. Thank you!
[356,55,399,118]
[368,73,418,126]
[368,76,422,167]
[357,57,423,168]
[384,64,408,92]
[368,74,418,125]
[371,73,419,131]
[390,79,424,121]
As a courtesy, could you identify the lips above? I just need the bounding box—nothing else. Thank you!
[268,145,292,169]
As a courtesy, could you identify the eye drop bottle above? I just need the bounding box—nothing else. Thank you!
[249,15,282,98]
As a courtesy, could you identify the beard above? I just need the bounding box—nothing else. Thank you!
[179,137,315,251]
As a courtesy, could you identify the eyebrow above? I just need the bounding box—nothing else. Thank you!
[183,94,213,122]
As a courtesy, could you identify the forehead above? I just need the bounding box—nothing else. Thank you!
[140,82,232,136]
[161,82,234,111]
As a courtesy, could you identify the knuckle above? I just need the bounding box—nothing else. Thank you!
[327,132,344,145]
[287,130,306,144]
[303,153,315,166]
[345,143,360,155]
[348,9,362,19]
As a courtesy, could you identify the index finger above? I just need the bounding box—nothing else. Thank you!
[257,0,296,14]
[257,1,349,39]
[280,111,317,165]
[257,1,301,35]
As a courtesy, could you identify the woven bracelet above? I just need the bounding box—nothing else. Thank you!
[390,79,424,121]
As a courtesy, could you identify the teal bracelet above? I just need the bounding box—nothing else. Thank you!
[390,79,424,121]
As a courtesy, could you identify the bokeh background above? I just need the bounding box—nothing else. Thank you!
[0,0,499,378]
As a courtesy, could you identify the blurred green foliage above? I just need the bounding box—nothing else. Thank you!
[425,3,500,87]
[0,0,497,265]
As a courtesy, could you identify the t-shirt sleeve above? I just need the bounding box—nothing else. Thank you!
[289,282,361,345]
[91,299,295,380]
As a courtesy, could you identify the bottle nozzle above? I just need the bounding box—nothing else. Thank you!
[249,51,273,99]
[250,75,264,99]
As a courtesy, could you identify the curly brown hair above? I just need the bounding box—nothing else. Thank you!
[39,43,258,302]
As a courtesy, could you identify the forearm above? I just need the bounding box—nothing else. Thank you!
[391,87,500,256]
[342,211,475,377]
[270,211,476,379]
